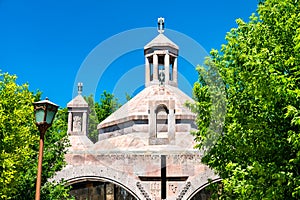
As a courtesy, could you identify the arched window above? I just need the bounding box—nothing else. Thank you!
[155,104,169,138]
[188,179,222,200]
[148,100,175,145]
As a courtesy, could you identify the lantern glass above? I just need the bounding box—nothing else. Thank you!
[35,107,46,123]
[45,105,57,124]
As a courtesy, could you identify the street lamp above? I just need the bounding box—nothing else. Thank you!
[33,98,59,200]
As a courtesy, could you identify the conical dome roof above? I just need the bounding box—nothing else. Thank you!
[98,85,195,129]
[67,94,88,108]
[144,33,179,51]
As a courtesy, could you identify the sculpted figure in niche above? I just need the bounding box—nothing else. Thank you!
[159,70,165,86]
[73,115,82,132]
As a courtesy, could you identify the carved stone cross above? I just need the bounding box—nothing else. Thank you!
[139,155,188,199]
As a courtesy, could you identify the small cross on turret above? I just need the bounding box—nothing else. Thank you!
[157,17,165,34]
[78,82,83,95]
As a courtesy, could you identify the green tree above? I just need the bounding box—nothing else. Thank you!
[0,73,73,199]
[95,91,121,123]
[192,0,300,199]
[125,92,133,102]
[83,92,121,143]
[84,95,99,143]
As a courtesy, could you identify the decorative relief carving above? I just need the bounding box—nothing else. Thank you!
[73,115,82,132]
[175,154,202,163]
[76,154,202,165]
[136,182,151,200]
[109,154,127,160]
[150,182,160,199]
[83,154,203,168]
[169,183,178,194]
[159,70,165,86]
[176,181,191,200]
[151,155,160,160]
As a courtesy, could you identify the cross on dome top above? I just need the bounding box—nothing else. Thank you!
[157,17,165,34]
[78,82,83,95]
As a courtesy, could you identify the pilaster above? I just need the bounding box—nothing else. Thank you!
[68,112,72,134]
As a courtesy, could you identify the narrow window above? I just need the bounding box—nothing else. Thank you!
[155,105,169,138]
[169,57,174,81]
[150,63,153,81]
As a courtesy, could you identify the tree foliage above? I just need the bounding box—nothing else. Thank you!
[0,73,73,199]
[125,92,133,102]
[84,94,99,143]
[192,0,300,199]
[95,90,121,123]
[84,92,121,143]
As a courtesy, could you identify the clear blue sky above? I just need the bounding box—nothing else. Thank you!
[0,0,258,107]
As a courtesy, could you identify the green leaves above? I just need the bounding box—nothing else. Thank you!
[84,94,100,143]
[0,73,72,199]
[95,90,121,123]
[84,92,121,143]
[0,73,37,199]
[192,0,300,199]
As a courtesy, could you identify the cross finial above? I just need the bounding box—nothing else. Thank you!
[77,82,83,95]
[157,17,165,34]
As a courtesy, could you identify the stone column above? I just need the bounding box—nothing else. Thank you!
[68,112,72,134]
[173,57,178,86]
[82,112,87,135]
[164,53,170,84]
[153,54,158,82]
[145,56,150,86]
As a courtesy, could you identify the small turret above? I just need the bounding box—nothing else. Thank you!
[67,82,89,136]
[144,18,179,87]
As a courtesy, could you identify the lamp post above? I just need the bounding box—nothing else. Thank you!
[33,98,59,200]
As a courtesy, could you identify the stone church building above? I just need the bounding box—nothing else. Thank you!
[53,19,220,200]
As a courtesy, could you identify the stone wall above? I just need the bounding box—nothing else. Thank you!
[54,153,218,200]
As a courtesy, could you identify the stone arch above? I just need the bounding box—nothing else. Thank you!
[66,176,139,199]
[186,178,222,200]
[52,165,143,200]
[155,103,169,114]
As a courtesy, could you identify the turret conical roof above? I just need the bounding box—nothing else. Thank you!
[144,33,179,50]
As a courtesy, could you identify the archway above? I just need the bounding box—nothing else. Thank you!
[187,178,222,200]
[67,176,139,200]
